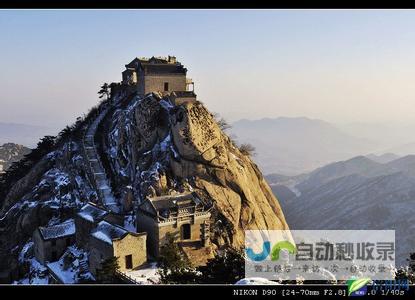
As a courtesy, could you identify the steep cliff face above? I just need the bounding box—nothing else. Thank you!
[170,101,289,248]
[106,93,289,249]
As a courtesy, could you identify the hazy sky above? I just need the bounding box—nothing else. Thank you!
[2,10,415,130]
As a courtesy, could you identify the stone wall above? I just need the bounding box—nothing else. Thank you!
[32,230,46,265]
[88,233,147,275]
[74,216,96,248]
[137,212,210,258]
[88,236,114,276]
[136,213,159,258]
[32,230,75,265]
[142,74,186,96]
[113,233,147,272]
[158,214,209,246]
[137,73,146,95]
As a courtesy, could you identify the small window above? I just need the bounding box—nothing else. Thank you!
[164,82,169,91]
[51,240,56,247]
[125,255,133,269]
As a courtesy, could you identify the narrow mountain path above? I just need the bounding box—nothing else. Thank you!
[83,105,121,213]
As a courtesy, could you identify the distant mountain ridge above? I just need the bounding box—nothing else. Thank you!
[266,154,415,266]
[230,117,378,175]
[366,153,400,164]
[0,122,56,148]
[0,143,30,173]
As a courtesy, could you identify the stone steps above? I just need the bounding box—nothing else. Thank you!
[82,105,121,214]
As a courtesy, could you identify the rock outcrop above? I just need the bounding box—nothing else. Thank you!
[0,143,30,173]
[170,101,289,248]
[107,94,289,250]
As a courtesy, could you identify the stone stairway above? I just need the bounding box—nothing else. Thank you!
[83,107,121,214]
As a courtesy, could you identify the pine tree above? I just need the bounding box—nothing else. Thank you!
[98,83,110,100]
[0,135,56,202]
[157,240,245,284]
[197,248,245,284]
[96,256,120,284]
[158,233,189,271]
[157,233,198,284]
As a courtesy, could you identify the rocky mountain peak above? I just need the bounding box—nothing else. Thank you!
[0,90,289,282]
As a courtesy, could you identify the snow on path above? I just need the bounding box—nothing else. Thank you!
[123,263,160,284]
[83,105,120,213]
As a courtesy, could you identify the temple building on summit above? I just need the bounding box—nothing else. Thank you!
[121,56,196,104]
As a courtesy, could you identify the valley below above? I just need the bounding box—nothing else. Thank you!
[266,154,415,267]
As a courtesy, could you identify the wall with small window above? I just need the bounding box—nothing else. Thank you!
[113,233,147,272]
[143,74,186,95]
[156,214,210,255]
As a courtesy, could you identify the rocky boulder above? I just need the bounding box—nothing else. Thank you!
[170,101,289,249]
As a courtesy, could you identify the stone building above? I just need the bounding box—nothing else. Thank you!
[74,203,147,275]
[32,219,76,265]
[122,56,195,98]
[75,203,109,248]
[136,192,211,258]
[88,221,147,275]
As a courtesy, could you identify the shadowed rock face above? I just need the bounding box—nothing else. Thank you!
[0,143,30,173]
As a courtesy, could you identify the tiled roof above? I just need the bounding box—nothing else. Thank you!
[125,56,187,74]
[148,57,168,64]
[77,203,108,223]
[39,219,75,240]
[90,221,128,245]
[149,192,199,211]
[142,64,187,75]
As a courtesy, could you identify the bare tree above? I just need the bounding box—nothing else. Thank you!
[239,143,256,156]
[213,113,231,131]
